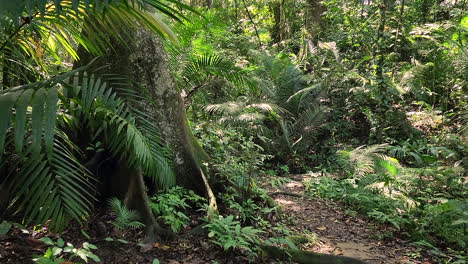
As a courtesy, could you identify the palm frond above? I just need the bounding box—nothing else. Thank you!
[292,105,327,133]
[6,134,95,231]
[205,100,287,127]
[287,82,322,103]
[0,0,194,80]
[64,73,175,188]
[338,144,389,178]
[0,65,89,158]
[180,53,252,97]
[108,197,145,230]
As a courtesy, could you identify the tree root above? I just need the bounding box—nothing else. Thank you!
[259,244,368,264]
[268,191,307,199]
[200,167,218,220]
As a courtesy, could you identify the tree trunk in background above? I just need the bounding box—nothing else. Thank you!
[306,0,325,40]
[298,0,325,61]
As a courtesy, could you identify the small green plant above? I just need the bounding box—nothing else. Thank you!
[264,236,298,250]
[150,187,205,232]
[270,176,291,189]
[278,165,290,176]
[204,215,262,255]
[220,188,276,227]
[108,198,145,230]
[33,237,100,263]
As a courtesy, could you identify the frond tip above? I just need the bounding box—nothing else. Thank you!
[108,198,145,230]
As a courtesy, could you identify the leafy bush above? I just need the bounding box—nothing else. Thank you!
[33,237,100,264]
[150,187,205,232]
[204,215,262,255]
[194,125,271,198]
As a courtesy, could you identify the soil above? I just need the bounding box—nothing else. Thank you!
[0,173,437,264]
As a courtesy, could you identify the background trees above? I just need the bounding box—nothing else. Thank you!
[173,0,467,257]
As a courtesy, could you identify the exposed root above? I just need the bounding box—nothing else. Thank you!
[200,167,218,220]
[259,244,368,264]
[268,191,307,198]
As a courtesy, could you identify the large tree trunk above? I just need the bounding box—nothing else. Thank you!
[76,27,209,193]
[74,24,216,238]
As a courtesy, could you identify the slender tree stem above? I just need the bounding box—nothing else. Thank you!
[241,0,263,47]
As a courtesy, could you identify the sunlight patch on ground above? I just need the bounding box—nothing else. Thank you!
[284,182,302,189]
[274,198,303,211]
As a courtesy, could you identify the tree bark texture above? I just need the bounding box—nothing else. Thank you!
[75,26,209,196]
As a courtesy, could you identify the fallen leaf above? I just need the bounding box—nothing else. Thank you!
[316,226,327,231]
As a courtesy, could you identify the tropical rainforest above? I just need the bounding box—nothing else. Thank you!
[0,0,466,263]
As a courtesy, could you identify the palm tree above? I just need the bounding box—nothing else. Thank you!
[0,0,205,241]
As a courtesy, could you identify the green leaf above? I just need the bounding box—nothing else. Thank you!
[82,242,97,249]
[0,92,18,159]
[44,87,59,155]
[39,237,55,246]
[44,247,53,258]
[81,230,91,240]
[76,249,88,262]
[14,89,34,153]
[56,238,64,247]
[152,259,160,264]
[52,247,63,256]
[117,239,129,244]
[63,246,73,253]
[0,221,12,235]
[87,252,101,262]
[31,88,47,154]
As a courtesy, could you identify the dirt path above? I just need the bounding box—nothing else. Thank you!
[263,173,428,264]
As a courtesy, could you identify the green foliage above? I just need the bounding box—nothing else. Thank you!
[309,139,466,253]
[204,215,262,255]
[0,71,174,231]
[221,193,275,228]
[305,173,467,251]
[0,0,195,92]
[269,176,291,189]
[195,125,271,197]
[33,237,100,264]
[150,187,205,232]
[108,198,145,230]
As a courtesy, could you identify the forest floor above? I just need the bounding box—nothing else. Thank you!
[0,173,437,264]
[260,173,435,264]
